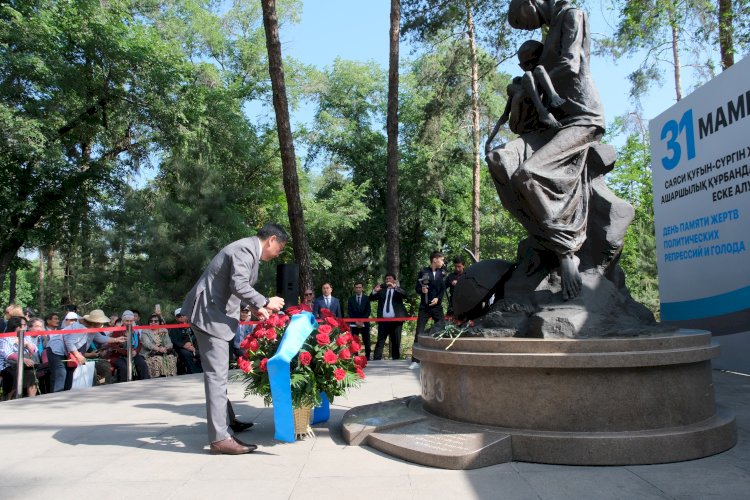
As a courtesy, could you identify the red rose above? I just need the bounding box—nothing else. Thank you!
[350,340,361,352]
[317,324,333,335]
[334,368,346,381]
[335,335,348,346]
[265,329,278,341]
[279,314,290,327]
[316,333,331,346]
[320,308,334,319]
[354,356,367,368]
[266,314,281,328]
[253,328,265,339]
[339,348,351,360]
[286,305,303,316]
[238,356,252,373]
[248,338,260,352]
[260,358,269,372]
[356,367,365,379]
[325,316,339,327]
[339,321,350,333]
[239,336,253,349]
[323,350,338,364]
[299,351,312,366]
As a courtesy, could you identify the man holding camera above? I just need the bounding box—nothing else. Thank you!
[369,273,408,361]
[412,251,447,369]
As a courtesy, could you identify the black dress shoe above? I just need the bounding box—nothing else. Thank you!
[232,436,258,452]
[229,419,254,432]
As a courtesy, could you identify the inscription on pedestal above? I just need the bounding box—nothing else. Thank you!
[366,419,512,469]
[421,371,445,403]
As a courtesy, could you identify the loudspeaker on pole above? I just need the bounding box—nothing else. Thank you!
[276,263,300,307]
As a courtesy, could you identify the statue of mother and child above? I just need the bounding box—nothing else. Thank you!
[462,0,657,337]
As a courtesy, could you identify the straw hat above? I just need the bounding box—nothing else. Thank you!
[82,309,110,324]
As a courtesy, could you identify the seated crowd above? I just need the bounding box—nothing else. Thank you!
[0,304,204,400]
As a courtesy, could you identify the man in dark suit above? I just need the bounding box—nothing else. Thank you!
[181,223,287,455]
[313,282,343,318]
[413,251,447,368]
[369,273,408,360]
[347,281,372,359]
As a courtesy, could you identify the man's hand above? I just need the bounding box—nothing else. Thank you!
[429,298,439,306]
[451,280,458,286]
[373,284,382,293]
[255,307,270,321]
[23,358,35,368]
[266,296,285,312]
[75,352,87,365]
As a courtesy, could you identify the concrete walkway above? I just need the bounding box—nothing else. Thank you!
[0,361,748,500]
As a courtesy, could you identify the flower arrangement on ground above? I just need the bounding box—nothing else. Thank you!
[237,305,367,408]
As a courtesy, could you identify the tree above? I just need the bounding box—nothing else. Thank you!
[401,0,512,259]
[386,0,402,277]
[597,0,746,102]
[0,0,193,282]
[260,0,313,292]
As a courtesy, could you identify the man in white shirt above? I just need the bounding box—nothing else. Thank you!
[313,282,343,318]
[369,273,408,360]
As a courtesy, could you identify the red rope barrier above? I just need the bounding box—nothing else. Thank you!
[0,316,418,338]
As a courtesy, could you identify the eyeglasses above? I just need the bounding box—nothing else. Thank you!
[304,292,313,296]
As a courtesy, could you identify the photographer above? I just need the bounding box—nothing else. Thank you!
[369,273,408,360]
[412,251,447,369]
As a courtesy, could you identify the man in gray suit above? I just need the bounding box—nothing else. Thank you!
[181,223,288,455]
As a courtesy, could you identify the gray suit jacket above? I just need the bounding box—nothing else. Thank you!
[181,237,267,341]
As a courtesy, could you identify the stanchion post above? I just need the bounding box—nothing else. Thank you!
[126,323,133,382]
[15,327,26,399]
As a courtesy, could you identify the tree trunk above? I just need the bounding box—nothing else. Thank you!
[260,0,312,292]
[0,240,22,298]
[8,267,17,305]
[719,0,735,70]
[466,3,482,259]
[386,0,401,277]
[38,249,46,315]
[668,7,683,101]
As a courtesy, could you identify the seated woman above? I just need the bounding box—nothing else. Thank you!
[140,314,177,377]
[106,310,151,382]
[0,317,38,399]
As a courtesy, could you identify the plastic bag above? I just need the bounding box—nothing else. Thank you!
[70,361,95,390]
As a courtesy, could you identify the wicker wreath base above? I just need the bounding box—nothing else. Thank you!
[293,405,315,440]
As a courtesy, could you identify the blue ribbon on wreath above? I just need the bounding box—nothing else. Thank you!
[268,311,330,441]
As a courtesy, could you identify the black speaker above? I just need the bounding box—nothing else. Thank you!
[276,263,300,307]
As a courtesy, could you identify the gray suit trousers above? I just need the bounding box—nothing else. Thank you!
[194,325,236,443]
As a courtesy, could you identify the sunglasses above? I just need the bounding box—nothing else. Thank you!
[304,293,313,296]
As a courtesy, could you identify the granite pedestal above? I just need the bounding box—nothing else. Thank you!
[342,330,736,468]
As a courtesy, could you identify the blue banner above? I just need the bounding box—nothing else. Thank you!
[268,312,327,442]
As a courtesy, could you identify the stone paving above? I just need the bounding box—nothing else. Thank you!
[0,361,747,499]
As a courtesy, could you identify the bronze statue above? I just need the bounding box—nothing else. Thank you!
[470,0,656,337]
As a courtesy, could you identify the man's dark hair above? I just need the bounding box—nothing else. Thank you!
[4,316,24,333]
[131,309,140,316]
[430,251,444,261]
[453,256,465,265]
[257,223,290,243]
[384,272,396,280]
[45,312,60,322]
[354,281,364,287]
